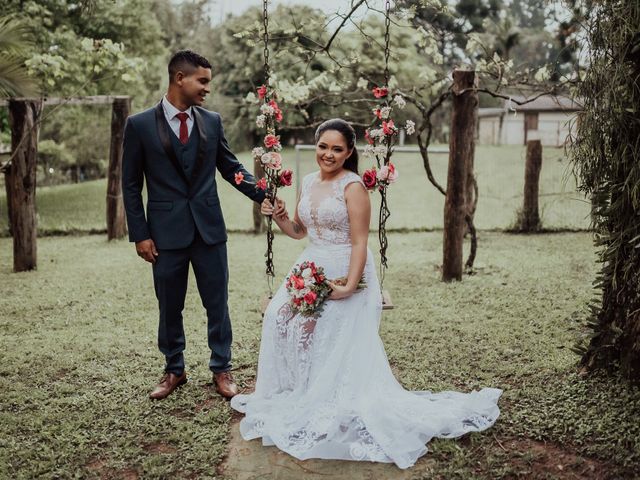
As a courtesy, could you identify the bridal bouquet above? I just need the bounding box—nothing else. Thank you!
[286,261,366,318]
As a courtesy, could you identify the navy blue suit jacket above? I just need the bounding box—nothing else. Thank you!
[122,102,265,250]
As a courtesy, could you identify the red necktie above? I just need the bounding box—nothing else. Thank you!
[176,112,189,145]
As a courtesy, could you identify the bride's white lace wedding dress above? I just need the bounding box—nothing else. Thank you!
[230,170,502,469]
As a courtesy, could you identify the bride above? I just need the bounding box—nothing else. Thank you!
[230,118,502,469]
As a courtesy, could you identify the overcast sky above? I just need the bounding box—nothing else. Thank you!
[208,0,382,24]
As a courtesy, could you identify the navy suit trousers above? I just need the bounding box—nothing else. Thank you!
[152,232,231,375]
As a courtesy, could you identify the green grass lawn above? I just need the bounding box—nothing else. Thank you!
[1,231,639,479]
[0,145,590,235]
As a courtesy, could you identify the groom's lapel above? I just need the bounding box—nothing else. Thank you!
[190,107,208,184]
[154,101,189,185]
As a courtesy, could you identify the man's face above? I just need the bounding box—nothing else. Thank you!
[176,66,212,106]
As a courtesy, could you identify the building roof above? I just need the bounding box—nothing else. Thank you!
[479,94,582,117]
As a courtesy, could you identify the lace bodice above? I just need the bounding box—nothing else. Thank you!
[297,170,364,246]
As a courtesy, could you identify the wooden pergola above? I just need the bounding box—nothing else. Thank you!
[0,95,130,272]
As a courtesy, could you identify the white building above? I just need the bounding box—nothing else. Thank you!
[477,95,581,147]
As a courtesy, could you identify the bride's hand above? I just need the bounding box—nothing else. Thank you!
[326,281,354,300]
[273,197,288,221]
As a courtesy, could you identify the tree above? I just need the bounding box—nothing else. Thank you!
[570,0,640,381]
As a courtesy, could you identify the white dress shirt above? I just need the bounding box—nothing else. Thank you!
[162,96,194,140]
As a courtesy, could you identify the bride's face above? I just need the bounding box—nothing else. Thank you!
[315,130,353,175]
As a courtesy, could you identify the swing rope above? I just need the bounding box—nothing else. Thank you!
[378,0,392,288]
[262,0,275,295]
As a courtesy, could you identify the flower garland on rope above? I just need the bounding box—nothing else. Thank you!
[235,85,293,282]
[361,87,415,280]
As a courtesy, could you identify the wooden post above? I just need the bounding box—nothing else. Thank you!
[4,165,12,236]
[9,99,42,272]
[521,139,542,231]
[443,70,477,282]
[106,96,130,240]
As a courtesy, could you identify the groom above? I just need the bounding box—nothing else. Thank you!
[122,50,265,400]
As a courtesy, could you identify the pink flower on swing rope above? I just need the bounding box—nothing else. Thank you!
[256,177,267,190]
[257,85,267,99]
[362,168,377,190]
[364,130,374,145]
[372,86,389,98]
[234,172,244,185]
[279,169,293,187]
[382,119,396,136]
[377,163,398,183]
[269,100,283,122]
[373,108,382,119]
[264,134,280,149]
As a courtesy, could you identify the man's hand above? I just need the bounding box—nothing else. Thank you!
[136,239,158,264]
[261,197,289,221]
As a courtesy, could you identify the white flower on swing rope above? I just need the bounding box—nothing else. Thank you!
[393,95,406,109]
[261,152,282,170]
[380,106,392,119]
[405,120,416,135]
[369,128,385,141]
[374,145,388,157]
[363,144,376,159]
[252,147,265,159]
[255,114,266,128]
[260,103,275,115]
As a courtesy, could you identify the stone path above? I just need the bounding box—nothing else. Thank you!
[219,417,434,480]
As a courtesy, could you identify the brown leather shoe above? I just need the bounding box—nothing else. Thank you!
[213,371,238,399]
[149,372,187,400]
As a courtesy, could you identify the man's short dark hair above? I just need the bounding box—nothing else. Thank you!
[168,50,212,83]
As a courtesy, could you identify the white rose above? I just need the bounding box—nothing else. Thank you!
[260,152,272,165]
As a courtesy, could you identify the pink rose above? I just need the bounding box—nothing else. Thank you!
[304,291,317,305]
[269,152,282,169]
[362,168,377,190]
[372,86,389,98]
[279,169,293,187]
[257,85,267,99]
[264,134,280,149]
[377,163,398,183]
[292,275,305,290]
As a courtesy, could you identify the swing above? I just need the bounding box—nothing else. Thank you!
[255,0,400,312]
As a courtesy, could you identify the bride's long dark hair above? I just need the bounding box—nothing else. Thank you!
[314,118,359,174]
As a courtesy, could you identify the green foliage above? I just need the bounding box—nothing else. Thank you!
[0,15,38,97]
[0,0,166,101]
[569,0,640,377]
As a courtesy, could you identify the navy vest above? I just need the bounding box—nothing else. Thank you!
[169,123,200,177]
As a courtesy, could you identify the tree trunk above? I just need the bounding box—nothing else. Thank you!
[253,154,266,234]
[106,97,130,240]
[443,70,477,282]
[521,139,542,231]
[9,99,41,272]
[4,165,12,237]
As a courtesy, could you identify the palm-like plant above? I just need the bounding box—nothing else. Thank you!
[0,15,38,98]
